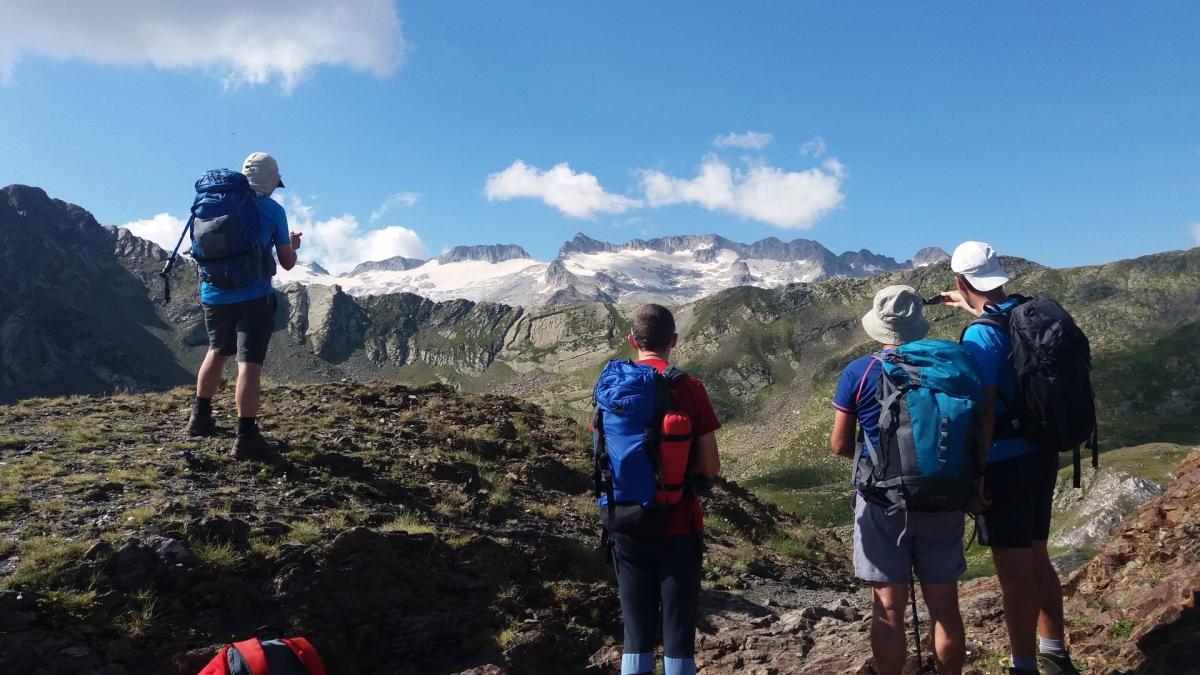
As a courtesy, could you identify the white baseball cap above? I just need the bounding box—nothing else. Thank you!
[950,241,1009,292]
[242,152,285,195]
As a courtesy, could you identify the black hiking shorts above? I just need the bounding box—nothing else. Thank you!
[202,293,277,365]
[976,450,1058,548]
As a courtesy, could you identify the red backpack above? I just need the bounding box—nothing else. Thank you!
[197,637,325,675]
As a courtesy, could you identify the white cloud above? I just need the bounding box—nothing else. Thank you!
[640,155,846,229]
[280,195,427,274]
[0,1,405,91]
[1189,222,1200,246]
[119,213,190,251]
[369,192,422,223]
[800,136,828,158]
[713,131,774,150]
[484,160,641,219]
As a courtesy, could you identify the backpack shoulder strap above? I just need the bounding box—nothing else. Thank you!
[959,313,1008,343]
[280,638,325,675]
[662,365,688,384]
[231,638,269,675]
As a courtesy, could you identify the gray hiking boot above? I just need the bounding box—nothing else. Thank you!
[230,429,278,461]
[1039,652,1081,675]
[186,408,215,436]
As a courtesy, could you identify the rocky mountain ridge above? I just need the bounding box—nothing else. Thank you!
[277,229,948,306]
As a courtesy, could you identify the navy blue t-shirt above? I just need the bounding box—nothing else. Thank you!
[831,350,893,458]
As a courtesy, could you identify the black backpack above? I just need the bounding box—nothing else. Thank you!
[962,295,1098,487]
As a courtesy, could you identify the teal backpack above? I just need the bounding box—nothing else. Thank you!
[856,339,985,513]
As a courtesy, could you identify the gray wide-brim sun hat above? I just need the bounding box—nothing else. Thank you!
[242,152,284,195]
[861,284,931,345]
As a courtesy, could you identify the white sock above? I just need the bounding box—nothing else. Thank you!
[1012,655,1038,671]
[1038,635,1067,656]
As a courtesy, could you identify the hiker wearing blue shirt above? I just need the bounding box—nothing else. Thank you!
[830,285,968,675]
[186,152,302,461]
[938,241,1079,675]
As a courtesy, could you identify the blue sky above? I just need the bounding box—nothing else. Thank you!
[1,2,1197,272]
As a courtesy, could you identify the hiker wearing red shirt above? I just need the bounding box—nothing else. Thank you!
[592,303,720,675]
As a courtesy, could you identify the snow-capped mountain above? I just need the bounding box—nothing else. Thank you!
[275,234,949,306]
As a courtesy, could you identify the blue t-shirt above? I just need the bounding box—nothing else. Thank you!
[832,350,893,459]
[199,195,289,305]
[960,297,1037,463]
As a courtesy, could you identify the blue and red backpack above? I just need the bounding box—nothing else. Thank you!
[591,360,694,536]
[197,637,324,675]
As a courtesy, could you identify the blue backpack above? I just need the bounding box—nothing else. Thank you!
[161,169,271,302]
[591,360,693,536]
[856,339,985,513]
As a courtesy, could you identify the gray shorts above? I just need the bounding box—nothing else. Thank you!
[852,494,966,584]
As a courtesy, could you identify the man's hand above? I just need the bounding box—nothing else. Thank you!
[936,290,976,315]
[290,231,303,250]
[967,476,991,515]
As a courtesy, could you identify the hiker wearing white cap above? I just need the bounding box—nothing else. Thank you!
[186,152,303,461]
[938,242,1082,675]
[829,285,973,675]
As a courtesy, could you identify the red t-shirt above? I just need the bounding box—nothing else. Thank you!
[636,358,721,535]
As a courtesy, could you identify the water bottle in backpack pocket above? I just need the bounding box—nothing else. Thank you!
[857,339,985,513]
[655,411,693,505]
[592,360,694,535]
[188,169,272,290]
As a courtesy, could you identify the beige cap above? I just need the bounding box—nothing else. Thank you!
[242,152,285,195]
[861,285,930,345]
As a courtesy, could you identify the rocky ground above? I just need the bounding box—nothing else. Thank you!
[0,382,851,674]
[0,381,1193,674]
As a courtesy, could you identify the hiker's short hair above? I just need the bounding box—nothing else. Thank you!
[632,304,676,351]
[955,273,988,295]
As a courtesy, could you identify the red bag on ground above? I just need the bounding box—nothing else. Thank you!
[197,636,325,675]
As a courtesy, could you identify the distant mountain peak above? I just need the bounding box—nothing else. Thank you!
[558,233,613,256]
[437,244,531,264]
[911,246,951,267]
[347,255,426,276]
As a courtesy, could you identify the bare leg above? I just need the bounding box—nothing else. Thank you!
[235,362,262,418]
[993,546,1038,662]
[921,581,965,675]
[870,583,909,675]
[196,349,228,398]
[1032,539,1066,641]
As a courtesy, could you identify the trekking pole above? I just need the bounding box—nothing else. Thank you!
[160,217,193,304]
[910,571,929,673]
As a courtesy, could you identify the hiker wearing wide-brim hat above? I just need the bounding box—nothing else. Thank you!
[830,284,976,675]
[860,284,931,346]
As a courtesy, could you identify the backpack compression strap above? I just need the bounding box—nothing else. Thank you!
[280,637,325,675]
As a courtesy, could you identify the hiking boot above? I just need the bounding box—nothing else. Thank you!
[186,408,215,436]
[230,429,278,461]
[1039,652,1081,675]
[1006,669,1038,675]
